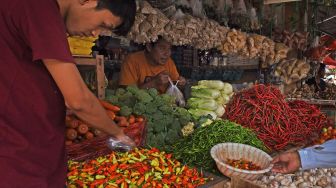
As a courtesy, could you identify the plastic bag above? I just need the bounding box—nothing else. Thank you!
[106,136,134,152]
[166,77,186,107]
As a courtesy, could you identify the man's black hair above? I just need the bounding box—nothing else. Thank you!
[96,0,136,36]
[149,36,169,47]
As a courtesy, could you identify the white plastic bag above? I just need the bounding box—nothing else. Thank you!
[106,136,134,152]
[166,78,186,107]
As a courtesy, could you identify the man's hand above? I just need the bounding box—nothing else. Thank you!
[177,76,186,86]
[153,71,169,85]
[271,151,301,174]
[115,132,136,147]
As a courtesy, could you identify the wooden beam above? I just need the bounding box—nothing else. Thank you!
[264,0,301,5]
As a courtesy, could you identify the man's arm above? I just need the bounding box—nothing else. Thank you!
[43,59,133,145]
[298,139,336,170]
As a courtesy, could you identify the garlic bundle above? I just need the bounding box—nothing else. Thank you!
[220,29,247,55]
[275,58,311,85]
[127,1,169,44]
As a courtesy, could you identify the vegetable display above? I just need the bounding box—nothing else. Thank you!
[105,86,192,150]
[225,84,328,151]
[288,83,336,100]
[170,120,266,172]
[226,158,261,171]
[66,115,99,145]
[67,148,208,188]
[187,80,233,119]
[66,100,145,146]
[313,126,336,145]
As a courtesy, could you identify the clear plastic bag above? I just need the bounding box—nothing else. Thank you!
[166,77,186,107]
[106,136,134,152]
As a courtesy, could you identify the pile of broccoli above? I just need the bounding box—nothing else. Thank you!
[105,86,192,150]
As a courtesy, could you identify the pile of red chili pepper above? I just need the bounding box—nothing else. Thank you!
[226,158,261,171]
[67,148,209,188]
[225,84,328,151]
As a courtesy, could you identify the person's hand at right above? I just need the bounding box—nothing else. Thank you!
[271,151,301,174]
[153,71,169,85]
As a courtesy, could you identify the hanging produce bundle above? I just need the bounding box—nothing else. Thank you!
[274,58,311,85]
[187,80,233,119]
[105,86,192,151]
[225,84,328,151]
[272,29,309,51]
[128,1,228,50]
[127,1,170,43]
[67,148,209,188]
[170,120,266,173]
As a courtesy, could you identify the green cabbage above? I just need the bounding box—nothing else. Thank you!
[191,88,221,99]
[187,98,218,110]
[222,83,233,95]
[198,80,224,90]
[188,109,217,119]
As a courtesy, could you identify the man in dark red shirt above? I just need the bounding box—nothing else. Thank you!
[0,0,135,187]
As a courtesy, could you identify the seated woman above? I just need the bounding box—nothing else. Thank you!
[306,63,327,92]
[119,36,186,93]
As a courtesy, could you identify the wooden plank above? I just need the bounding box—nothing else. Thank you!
[199,173,229,188]
[74,57,97,66]
[231,177,261,188]
[95,55,105,99]
[264,0,301,4]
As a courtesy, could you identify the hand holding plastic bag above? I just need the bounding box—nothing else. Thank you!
[107,135,135,152]
[166,77,186,107]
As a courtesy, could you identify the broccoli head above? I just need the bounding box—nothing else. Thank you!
[148,88,159,97]
[145,102,158,114]
[115,88,126,96]
[126,85,140,94]
[135,90,153,103]
[119,106,133,117]
[160,94,175,105]
[165,129,180,144]
[105,95,119,104]
[133,103,147,115]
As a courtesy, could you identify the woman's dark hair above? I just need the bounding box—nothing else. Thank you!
[319,63,326,72]
[96,0,136,36]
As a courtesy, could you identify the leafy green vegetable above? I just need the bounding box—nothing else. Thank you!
[222,82,233,95]
[198,80,224,90]
[188,109,217,119]
[170,120,267,173]
[187,98,218,110]
[191,88,221,99]
[215,105,225,117]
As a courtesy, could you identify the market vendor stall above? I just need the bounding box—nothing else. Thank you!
[62,1,336,188]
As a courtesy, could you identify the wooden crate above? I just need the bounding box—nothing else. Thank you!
[199,174,263,188]
[74,55,105,99]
